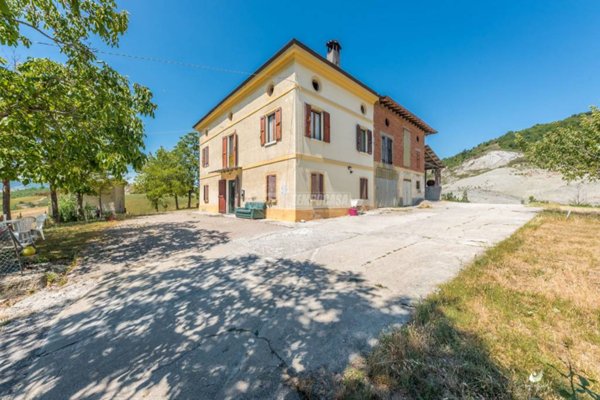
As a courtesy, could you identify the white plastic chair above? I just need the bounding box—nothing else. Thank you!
[34,214,47,240]
[12,217,36,247]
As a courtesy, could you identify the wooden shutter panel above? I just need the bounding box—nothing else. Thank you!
[319,174,324,200]
[305,103,312,138]
[233,133,238,167]
[222,136,227,167]
[260,116,266,146]
[310,173,316,199]
[356,125,362,151]
[323,111,330,143]
[206,146,209,166]
[360,178,368,199]
[201,147,205,167]
[367,130,373,154]
[275,108,282,141]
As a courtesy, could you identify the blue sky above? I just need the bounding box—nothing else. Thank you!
[5,0,600,158]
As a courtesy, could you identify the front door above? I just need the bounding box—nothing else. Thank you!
[402,179,412,206]
[218,179,226,213]
[228,180,236,213]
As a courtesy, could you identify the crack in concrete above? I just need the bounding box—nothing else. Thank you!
[35,330,100,359]
[360,242,418,269]
[153,326,288,374]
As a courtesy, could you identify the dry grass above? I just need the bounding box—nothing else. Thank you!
[35,220,114,264]
[337,211,600,399]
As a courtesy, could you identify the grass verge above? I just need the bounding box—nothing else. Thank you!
[338,211,600,399]
[34,220,113,265]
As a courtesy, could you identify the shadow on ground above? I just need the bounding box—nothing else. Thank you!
[80,220,230,271]
[0,214,517,399]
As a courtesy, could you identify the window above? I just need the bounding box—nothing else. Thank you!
[261,108,282,146]
[203,185,209,203]
[356,126,371,153]
[201,146,209,168]
[312,78,320,91]
[403,129,411,167]
[310,173,324,200]
[222,133,237,168]
[266,175,276,201]
[305,104,330,142]
[266,83,274,96]
[360,104,366,115]
[228,135,235,167]
[382,136,393,165]
[311,110,322,140]
[360,178,368,200]
[416,150,421,169]
[266,112,276,144]
[416,180,421,191]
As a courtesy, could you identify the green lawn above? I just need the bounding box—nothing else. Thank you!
[335,211,600,399]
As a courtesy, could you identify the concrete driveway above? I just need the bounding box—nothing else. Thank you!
[0,203,537,399]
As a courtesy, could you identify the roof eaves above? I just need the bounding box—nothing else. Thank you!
[192,39,378,130]
[379,96,437,134]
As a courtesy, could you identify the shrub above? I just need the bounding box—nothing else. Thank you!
[58,194,78,222]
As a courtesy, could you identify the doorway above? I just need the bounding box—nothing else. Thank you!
[402,179,412,206]
[228,180,237,213]
[218,180,226,213]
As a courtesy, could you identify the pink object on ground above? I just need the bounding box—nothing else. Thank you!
[348,207,358,216]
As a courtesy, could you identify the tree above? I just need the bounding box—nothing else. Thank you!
[1,0,144,221]
[134,148,187,211]
[174,131,200,208]
[524,106,600,182]
[0,58,156,222]
[0,0,128,65]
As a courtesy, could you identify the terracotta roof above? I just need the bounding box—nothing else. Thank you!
[424,145,444,169]
[378,96,437,134]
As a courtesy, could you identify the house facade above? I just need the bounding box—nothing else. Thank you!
[194,39,441,221]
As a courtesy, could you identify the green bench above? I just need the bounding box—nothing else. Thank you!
[235,202,266,219]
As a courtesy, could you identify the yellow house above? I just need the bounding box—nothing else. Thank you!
[194,39,439,221]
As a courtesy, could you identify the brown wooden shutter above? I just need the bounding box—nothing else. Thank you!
[266,175,276,200]
[310,173,316,199]
[260,116,266,146]
[367,130,373,154]
[360,178,368,199]
[356,125,362,151]
[319,174,324,200]
[275,108,282,141]
[201,147,205,167]
[323,111,330,143]
[206,146,209,166]
[222,136,227,167]
[233,133,238,167]
[305,103,312,138]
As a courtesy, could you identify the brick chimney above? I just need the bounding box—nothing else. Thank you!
[326,40,341,66]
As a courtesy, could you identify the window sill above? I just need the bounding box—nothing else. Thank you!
[264,141,277,147]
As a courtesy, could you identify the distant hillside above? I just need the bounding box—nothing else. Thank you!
[443,112,589,169]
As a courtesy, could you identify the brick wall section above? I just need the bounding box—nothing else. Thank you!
[373,102,425,173]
